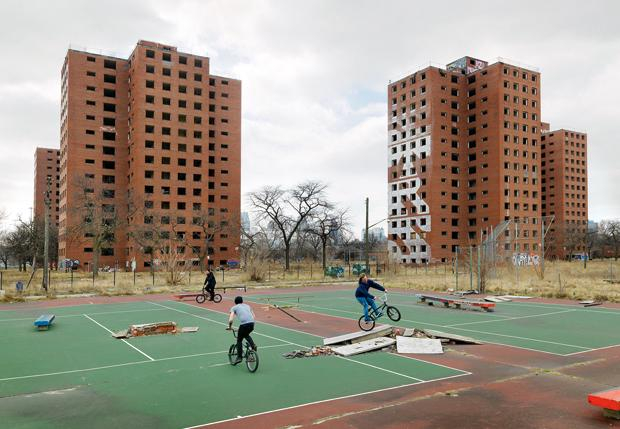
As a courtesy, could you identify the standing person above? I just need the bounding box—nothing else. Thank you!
[227,296,257,364]
[355,274,385,322]
[203,268,216,301]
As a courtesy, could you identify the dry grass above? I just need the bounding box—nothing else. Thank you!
[379,259,620,302]
[1,259,618,303]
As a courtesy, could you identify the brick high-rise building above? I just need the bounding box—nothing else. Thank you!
[541,128,588,259]
[388,57,543,264]
[33,147,60,226]
[58,41,241,271]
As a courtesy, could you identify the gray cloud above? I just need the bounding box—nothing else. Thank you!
[0,0,618,233]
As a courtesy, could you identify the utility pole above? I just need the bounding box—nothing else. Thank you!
[42,176,51,292]
[365,197,369,275]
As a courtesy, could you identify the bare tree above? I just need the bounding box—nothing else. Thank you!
[306,207,349,270]
[601,219,620,260]
[192,209,239,270]
[68,176,126,276]
[249,181,329,269]
[0,231,10,269]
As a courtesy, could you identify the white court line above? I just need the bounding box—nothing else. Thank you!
[563,344,620,356]
[238,298,567,357]
[153,301,442,382]
[260,299,590,354]
[169,300,471,375]
[445,309,577,327]
[444,326,591,350]
[495,301,620,315]
[0,344,290,382]
[183,372,470,429]
[337,356,423,381]
[0,307,168,323]
[83,314,155,361]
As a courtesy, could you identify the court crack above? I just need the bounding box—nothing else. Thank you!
[303,358,608,427]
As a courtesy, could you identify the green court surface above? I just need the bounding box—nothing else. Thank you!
[249,290,620,356]
[0,300,467,429]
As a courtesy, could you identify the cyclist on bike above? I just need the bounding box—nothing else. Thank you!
[226,296,257,364]
[203,268,216,301]
[355,274,385,322]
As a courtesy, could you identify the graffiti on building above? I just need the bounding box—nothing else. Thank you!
[512,253,540,266]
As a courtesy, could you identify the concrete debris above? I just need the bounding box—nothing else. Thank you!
[323,325,392,346]
[283,346,334,359]
[112,322,198,339]
[331,337,396,357]
[396,337,443,354]
[421,329,483,345]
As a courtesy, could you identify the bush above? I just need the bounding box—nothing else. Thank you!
[243,259,267,282]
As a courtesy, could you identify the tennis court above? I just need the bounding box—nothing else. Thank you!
[0,298,468,429]
[247,290,620,356]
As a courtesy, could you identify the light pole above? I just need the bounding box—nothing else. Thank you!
[364,197,387,276]
[42,177,51,292]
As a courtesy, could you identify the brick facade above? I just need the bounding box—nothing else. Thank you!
[541,129,588,259]
[33,147,60,226]
[388,57,543,263]
[58,41,240,271]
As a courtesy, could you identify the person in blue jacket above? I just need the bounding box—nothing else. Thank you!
[355,274,385,322]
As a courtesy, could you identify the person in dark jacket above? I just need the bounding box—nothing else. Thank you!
[203,268,217,301]
[355,274,385,322]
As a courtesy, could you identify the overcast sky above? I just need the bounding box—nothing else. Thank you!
[0,0,618,236]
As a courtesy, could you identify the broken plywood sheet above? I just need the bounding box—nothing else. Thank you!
[396,337,443,354]
[422,329,483,345]
[485,296,511,303]
[323,325,392,346]
[331,337,395,357]
[402,328,415,337]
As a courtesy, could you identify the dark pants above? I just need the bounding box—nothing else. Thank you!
[204,284,215,300]
[237,322,255,358]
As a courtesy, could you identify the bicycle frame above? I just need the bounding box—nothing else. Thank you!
[366,293,389,320]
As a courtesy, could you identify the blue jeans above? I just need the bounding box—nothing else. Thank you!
[356,297,380,321]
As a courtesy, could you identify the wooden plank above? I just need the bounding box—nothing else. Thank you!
[484,296,509,303]
[323,325,392,346]
[416,294,496,311]
[331,337,395,357]
[396,337,443,354]
[422,329,483,344]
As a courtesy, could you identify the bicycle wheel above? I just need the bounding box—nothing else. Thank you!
[245,350,259,373]
[196,294,206,304]
[358,315,375,331]
[213,294,222,303]
[386,306,401,322]
[228,344,240,365]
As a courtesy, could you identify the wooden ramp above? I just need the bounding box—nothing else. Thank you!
[323,325,393,346]
[416,293,496,312]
